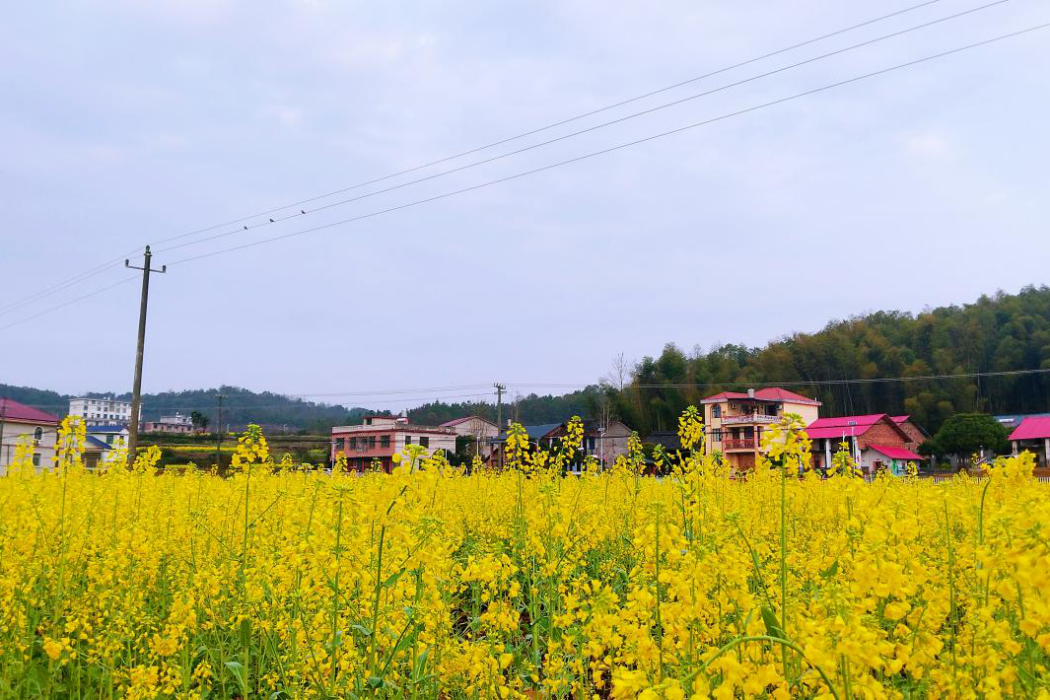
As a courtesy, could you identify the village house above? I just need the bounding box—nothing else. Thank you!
[441,416,499,459]
[331,415,456,472]
[68,395,132,426]
[87,424,129,447]
[83,435,116,469]
[891,415,929,454]
[0,398,60,474]
[486,423,561,467]
[701,388,822,472]
[544,419,633,468]
[806,413,924,476]
[1007,415,1050,467]
[487,419,633,470]
[142,413,194,434]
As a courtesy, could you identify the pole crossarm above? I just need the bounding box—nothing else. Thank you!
[125,245,166,464]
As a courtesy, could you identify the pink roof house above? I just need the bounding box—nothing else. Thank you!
[1008,416,1050,466]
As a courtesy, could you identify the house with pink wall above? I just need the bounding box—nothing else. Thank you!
[331,415,456,472]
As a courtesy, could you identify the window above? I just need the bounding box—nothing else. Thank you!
[349,437,357,449]
[420,436,429,448]
[335,438,345,451]
[712,429,723,442]
[34,427,43,441]
[712,405,722,418]
[32,454,40,467]
[365,418,372,425]
[405,436,412,445]
[380,435,390,448]
[584,437,596,451]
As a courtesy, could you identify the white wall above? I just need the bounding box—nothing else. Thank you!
[0,420,58,474]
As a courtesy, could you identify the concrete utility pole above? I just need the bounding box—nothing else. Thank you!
[125,246,166,464]
[215,393,226,468]
[494,383,506,470]
[0,399,7,471]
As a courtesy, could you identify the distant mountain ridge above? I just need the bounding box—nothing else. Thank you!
[0,384,370,433]
[0,383,600,433]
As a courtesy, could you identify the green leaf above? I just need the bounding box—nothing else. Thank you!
[821,559,840,579]
[761,605,787,641]
[225,660,246,685]
[351,624,372,637]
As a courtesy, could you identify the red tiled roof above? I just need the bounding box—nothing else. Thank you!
[805,414,890,440]
[0,398,60,424]
[891,415,910,424]
[868,444,923,461]
[1009,416,1050,441]
[701,387,821,406]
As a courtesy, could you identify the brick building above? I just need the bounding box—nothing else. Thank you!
[807,413,923,476]
[891,415,929,454]
[331,415,456,472]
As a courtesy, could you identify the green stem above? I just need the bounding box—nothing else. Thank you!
[685,635,840,700]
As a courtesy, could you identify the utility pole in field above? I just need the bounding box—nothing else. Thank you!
[0,399,7,471]
[215,393,226,469]
[125,246,166,464]
[494,383,506,470]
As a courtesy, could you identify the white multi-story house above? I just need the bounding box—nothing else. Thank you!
[0,398,60,474]
[69,396,133,427]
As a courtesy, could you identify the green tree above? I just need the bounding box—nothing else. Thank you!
[927,413,1009,457]
[190,410,210,431]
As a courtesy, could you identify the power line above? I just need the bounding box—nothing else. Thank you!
[164,22,1050,268]
[0,251,139,319]
[0,0,951,312]
[10,391,499,412]
[10,367,1048,415]
[0,276,138,332]
[5,19,1046,331]
[505,367,1050,391]
[144,0,946,250]
[153,0,1008,258]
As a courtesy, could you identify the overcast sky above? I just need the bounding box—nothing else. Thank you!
[1,0,1048,408]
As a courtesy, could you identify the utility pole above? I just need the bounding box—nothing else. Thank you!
[125,246,166,464]
[0,399,7,471]
[215,393,226,469]
[494,383,506,470]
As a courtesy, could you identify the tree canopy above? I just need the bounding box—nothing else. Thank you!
[603,285,1050,436]
[923,413,1010,457]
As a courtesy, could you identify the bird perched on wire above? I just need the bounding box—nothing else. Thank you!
[269,218,275,223]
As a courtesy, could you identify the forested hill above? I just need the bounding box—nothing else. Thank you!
[0,382,600,433]
[405,387,603,427]
[613,285,1050,435]
[0,385,370,433]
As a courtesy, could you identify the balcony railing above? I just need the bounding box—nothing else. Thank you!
[723,438,758,451]
[721,413,780,426]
